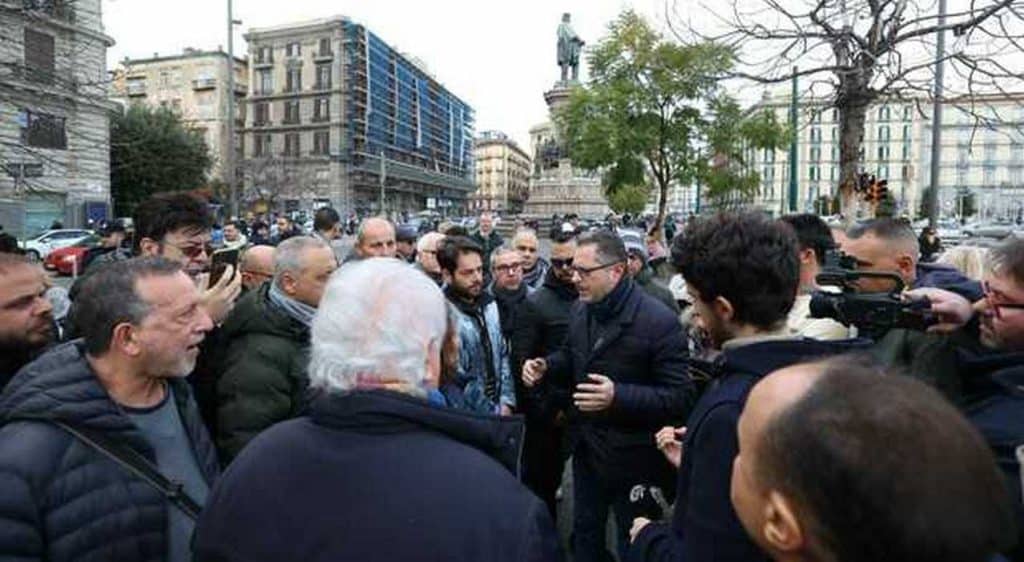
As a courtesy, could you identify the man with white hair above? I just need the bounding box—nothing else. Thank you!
[414,231,445,286]
[193,259,562,562]
[213,236,337,463]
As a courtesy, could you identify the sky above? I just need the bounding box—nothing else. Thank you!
[103,0,671,151]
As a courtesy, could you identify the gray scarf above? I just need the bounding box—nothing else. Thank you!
[268,281,318,328]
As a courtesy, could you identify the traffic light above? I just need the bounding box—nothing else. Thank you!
[877,179,889,202]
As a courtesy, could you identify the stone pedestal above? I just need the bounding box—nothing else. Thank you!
[523,83,608,218]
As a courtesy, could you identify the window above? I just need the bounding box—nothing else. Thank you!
[23,28,54,83]
[315,64,331,90]
[253,102,269,126]
[283,133,300,156]
[313,97,330,122]
[256,46,273,64]
[878,105,890,121]
[285,42,301,57]
[903,105,913,121]
[313,130,329,155]
[810,128,821,143]
[285,68,301,92]
[20,109,66,149]
[254,134,271,157]
[877,145,890,161]
[318,38,332,56]
[257,69,273,95]
[810,146,821,161]
[878,126,890,142]
[283,100,300,124]
[809,166,819,181]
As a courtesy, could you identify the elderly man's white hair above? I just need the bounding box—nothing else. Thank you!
[416,231,444,253]
[274,236,330,281]
[308,258,447,395]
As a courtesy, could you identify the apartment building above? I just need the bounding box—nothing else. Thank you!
[471,131,531,213]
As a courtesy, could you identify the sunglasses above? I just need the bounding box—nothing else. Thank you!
[983,281,1024,320]
[167,241,214,259]
[551,257,574,269]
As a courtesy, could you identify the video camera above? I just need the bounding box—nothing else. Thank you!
[809,250,934,339]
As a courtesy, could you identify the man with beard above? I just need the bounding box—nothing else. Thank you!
[489,246,532,341]
[512,231,578,518]
[515,229,548,289]
[0,257,219,562]
[0,254,54,389]
[439,236,515,415]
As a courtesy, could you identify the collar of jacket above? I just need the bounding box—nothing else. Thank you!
[587,276,635,322]
[956,348,1024,398]
[717,336,873,379]
[542,268,579,300]
[445,284,495,316]
[222,282,309,341]
[0,340,217,478]
[309,389,525,476]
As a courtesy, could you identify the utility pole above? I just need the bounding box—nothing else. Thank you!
[927,0,947,228]
[226,0,242,218]
[787,66,799,213]
[379,150,386,217]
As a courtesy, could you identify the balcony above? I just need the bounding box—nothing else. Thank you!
[252,56,274,69]
[192,78,216,90]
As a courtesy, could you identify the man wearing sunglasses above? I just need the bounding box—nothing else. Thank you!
[521,230,692,561]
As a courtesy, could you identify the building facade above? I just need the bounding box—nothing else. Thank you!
[242,17,474,216]
[747,91,1024,220]
[471,130,531,213]
[111,48,248,185]
[0,0,115,238]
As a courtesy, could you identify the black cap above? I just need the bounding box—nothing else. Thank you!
[396,224,418,243]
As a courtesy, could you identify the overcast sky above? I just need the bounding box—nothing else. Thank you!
[103,0,671,151]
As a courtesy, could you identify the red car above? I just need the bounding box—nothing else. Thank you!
[44,234,103,276]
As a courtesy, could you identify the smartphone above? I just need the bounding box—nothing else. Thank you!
[209,248,240,286]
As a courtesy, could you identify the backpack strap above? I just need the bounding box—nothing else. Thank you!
[46,420,202,520]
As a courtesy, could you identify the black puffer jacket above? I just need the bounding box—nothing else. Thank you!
[0,341,219,562]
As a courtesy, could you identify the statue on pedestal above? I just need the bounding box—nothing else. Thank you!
[557,13,585,83]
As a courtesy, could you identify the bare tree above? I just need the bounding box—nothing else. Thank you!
[669,0,1024,214]
[242,157,325,211]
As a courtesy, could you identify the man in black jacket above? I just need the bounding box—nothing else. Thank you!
[628,213,863,562]
[471,211,504,283]
[513,231,578,518]
[522,230,693,562]
[0,257,219,562]
[193,259,561,562]
[0,254,54,390]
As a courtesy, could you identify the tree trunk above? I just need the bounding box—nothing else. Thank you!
[837,99,868,220]
[653,175,669,242]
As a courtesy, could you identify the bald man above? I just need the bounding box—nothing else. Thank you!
[354,217,397,259]
[730,357,1016,562]
[414,232,445,286]
[240,245,275,292]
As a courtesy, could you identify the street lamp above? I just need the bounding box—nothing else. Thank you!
[226,0,243,218]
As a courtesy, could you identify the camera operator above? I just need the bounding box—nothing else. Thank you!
[874,237,1024,560]
[842,218,982,301]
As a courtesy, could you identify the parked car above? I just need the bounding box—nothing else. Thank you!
[962,222,1016,240]
[19,229,94,261]
[43,234,104,276]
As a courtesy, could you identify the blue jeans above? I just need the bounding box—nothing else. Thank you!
[572,445,633,562]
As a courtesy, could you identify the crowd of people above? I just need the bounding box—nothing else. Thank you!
[0,194,1021,562]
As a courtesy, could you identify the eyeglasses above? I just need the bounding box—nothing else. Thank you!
[551,257,574,269]
[571,260,623,277]
[166,241,213,259]
[494,262,523,274]
[983,281,1024,320]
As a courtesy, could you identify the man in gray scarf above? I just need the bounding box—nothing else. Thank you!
[213,236,337,463]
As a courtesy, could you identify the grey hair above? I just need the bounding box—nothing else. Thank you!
[308,258,448,396]
[512,228,538,246]
[490,245,519,267]
[274,236,330,281]
[356,216,394,245]
[417,231,444,253]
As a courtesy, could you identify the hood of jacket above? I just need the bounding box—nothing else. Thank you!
[221,282,309,342]
[915,262,984,302]
[309,389,525,476]
[718,337,873,379]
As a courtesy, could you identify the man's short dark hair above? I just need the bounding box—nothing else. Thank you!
[0,233,23,255]
[846,218,918,249]
[577,230,627,265]
[313,207,340,232]
[437,236,483,274]
[672,212,798,328]
[551,230,577,245]
[990,237,1024,286]
[779,214,834,266]
[758,359,1016,562]
[69,257,183,355]
[132,193,212,253]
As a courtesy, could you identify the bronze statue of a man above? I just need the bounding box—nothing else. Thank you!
[557,13,585,83]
